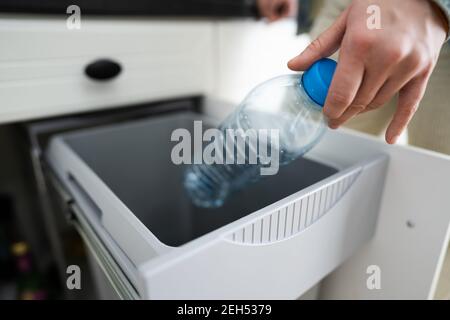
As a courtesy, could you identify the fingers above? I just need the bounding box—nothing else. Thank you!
[328,105,363,129]
[284,0,298,17]
[257,0,271,20]
[329,50,421,126]
[328,64,390,127]
[361,77,410,115]
[385,73,430,144]
[270,0,295,21]
[364,55,427,114]
[288,7,349,71]
[322,46,365,120]
[259,0,298,22]
[286,0,442,144]
[267,0,282,22]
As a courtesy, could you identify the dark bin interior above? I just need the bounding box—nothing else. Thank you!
[61,112,338,247]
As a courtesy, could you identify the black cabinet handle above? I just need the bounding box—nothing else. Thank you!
[85,59,122,81]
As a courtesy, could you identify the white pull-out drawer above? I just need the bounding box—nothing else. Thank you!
[45,111,390,299]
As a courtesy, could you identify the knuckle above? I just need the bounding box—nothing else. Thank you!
[324,109,340,119]
[349,103,366,112]
[324,107,343,119]
[406,52,423,69]
[367,101,383,110]
[407,50,431,71]
[385,46,406,63]
[308,38,324,53]
[354,33,373,48]
[327,90,352,108]
[350,32,374,53]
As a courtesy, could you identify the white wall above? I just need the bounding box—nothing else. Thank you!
[206,19,310,120]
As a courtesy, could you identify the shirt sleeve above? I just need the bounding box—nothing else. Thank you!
[431,0,450,40]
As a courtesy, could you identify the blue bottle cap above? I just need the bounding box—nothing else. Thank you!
[301,58,337,107]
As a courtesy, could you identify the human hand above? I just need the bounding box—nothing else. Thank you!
[288,0,448,144]
[257,0,298,23]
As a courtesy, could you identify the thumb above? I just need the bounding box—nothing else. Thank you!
[288,7,349,71]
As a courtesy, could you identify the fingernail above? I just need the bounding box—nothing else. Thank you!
[328,123,339,129]
[388,135,399,144]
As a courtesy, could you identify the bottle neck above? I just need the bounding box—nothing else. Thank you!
[298,77,324,113]
[300,74,325,110]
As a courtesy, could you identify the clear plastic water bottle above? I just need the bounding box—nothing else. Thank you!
[184,58,337,208]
